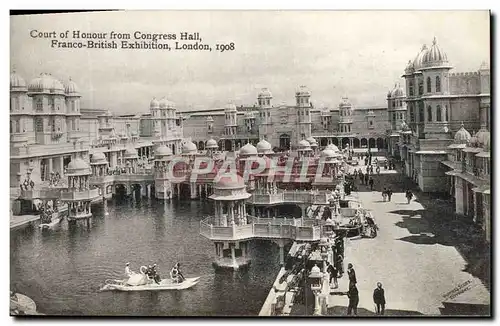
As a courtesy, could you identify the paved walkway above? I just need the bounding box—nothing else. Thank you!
[327,168,490,316]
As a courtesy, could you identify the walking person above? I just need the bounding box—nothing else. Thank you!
[326,261,338,289]
[387,187,393,202]
[369,177,374,191]
[373,282,386,315]
[364,173,369,185]
[347,263,357,288]
[382,187,387,202]
[405,189,413,204]
[345,283,359,316]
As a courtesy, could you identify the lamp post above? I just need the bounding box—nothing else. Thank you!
[309,264,323,316]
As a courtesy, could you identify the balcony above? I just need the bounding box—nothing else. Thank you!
[199,216,321,242]
[250,193,285,204]
[60,188,100,201]
[19,188,63,200]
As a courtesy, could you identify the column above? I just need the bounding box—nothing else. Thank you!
[48,157,53,175]
[229,201,235,224]
[301,205,306,218]
[230,243,237,267]
[59,156,64,177]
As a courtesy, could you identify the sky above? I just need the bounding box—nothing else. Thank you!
[10,10,490,114]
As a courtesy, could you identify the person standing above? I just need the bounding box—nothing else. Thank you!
[346,283,359,316]
[369,177,374,191]
[405,190,413,204]
[387,187,393,202]
[373,282,386,315]
[382,188,387,202]
[347,263,357,288]
[326,261,338,289]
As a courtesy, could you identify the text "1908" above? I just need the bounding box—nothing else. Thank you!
[216,43,235,52]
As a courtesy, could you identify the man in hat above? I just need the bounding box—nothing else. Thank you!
[373,282,386,315]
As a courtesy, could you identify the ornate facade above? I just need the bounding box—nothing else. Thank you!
[182,87,389,152]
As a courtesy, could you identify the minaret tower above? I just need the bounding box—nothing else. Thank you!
[257,88,273,138]
[295,85,312,145]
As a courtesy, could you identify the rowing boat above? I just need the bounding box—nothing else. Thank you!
[39,216,63,230]
[100,277,200,292]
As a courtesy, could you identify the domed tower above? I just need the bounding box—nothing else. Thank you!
[224,102,238,138]
[388,83,407,131]
[153,145,174,199]
[166,99,176,132]
[338,96,353,134]
[64,77,81,143]
[28,73,68,145]
[420,37,453,137]
[403,44,428,137]
[10,70,34,144]
[158,98,169,138]
[149,97,161,138]
[295,85,312,144]
[257,88,273,137]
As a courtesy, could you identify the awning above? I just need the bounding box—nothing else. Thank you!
[462,147,482,153]
[445,170,461,176]
[475,152,490,158]
[472,185,490,194]
[450,172,486,187]
[448,143,466,149]
[441,161,458,169]
[415,150,448,155]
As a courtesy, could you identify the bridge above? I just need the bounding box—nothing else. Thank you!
[248,190,331,206]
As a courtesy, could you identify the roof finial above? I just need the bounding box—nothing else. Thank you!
[433,37,437,45]
[460,121,464,128]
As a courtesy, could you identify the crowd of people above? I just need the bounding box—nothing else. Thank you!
[124,262,185,285]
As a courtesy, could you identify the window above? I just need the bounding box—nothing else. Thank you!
[443,105,448,121]
[35,118,43,132]
[10,120,13,133]
[436,76,441,92]
[418,79,424,95]
[409,81,414,96]
[36,99,43,111]
[51,118,56,132]
[393,113,396,121]
[426,77,432,93]
[419,103,425,122]
[427,106,432,122]
[436,105,442,122]
[410,106,415,122]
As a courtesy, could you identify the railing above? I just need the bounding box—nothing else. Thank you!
[199,216,322,241]
[251,193,285,204]
[19,188,63,199]
[60,188,100,201]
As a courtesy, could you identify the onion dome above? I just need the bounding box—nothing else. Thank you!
[310,264,321,276]
[206,138,218,149]
[412,44,428,71]
[422,37,449,68]
[306,137,317,145]
[239,143,258,156]
[474,128,490,148]
[258,88,272,98]
[321,148,336,158]
[295,85,311,97]
[326,144,339,152]
[206,116,214,122]
[150,97,160,109]
[166,99,175,109]
[391,83,405,98]
[454,123,471,144]
[405,60,415,74]
[256,139,272,154]
[159,97,168,109]
[155,145,173,158]
[214,173,246,190]
[225,102,237,112]
[182,140,198,154]
[298,139,312,151]
[124,147,139,159]
[467,135,478,148]
[64,78,79,95]
[10,71,27,91]
[400,121,410,131]
[28,73,64,94]
[339,97,352,108]
[90,152,107,164]
[66,158,91,175]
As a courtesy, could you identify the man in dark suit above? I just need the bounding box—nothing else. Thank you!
[326,261,338,289]
[373,282,386,315]
[347,263,357,288]
[345,283,359,315]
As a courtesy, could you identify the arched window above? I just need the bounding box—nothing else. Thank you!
[418,79,424,95]
[436,76,441,92]
[409,81,414,96]
[426,77,432,93]
[443,105,448,121]
[418,102,424,122]
[436,105,442,122]
[427,105,432,122]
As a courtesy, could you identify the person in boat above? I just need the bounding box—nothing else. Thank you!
[152,264,161,284]
[170,263,185,283]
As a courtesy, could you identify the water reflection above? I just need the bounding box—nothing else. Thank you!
[10,198,280,316]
